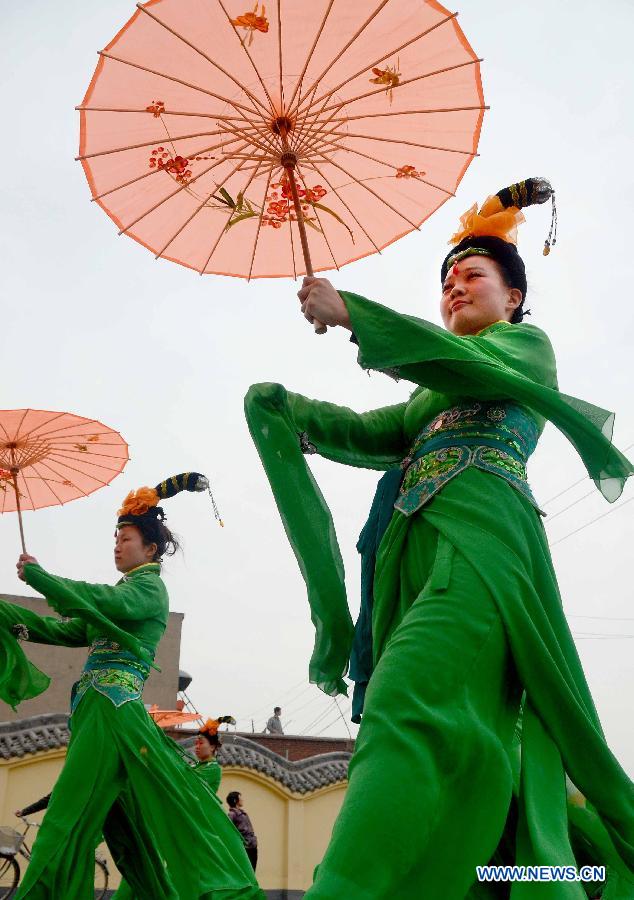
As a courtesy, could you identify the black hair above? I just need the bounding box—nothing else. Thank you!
[273,707,281,714]
[141,517,181,562]
[119,509,181,562]
[199,731,221,748]
[441,235,530,324]
[227,791,241,809]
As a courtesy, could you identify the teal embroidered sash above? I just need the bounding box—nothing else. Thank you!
[71,638,152,714]
[395,401,541,516]
[351,401,542,722]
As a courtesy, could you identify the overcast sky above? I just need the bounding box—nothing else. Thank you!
[2,1,633,773]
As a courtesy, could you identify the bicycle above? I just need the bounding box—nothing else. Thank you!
[0,816,109,898]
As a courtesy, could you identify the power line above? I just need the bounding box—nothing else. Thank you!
[334,695,352,739]
[541,441,634,507]
[236,677,307,723]
[550,495,634,547]
[283,687,322,718]
[542,475,589,507]
[574,634,634,640]
[301,699,339,735]
[282,691,331,730]
[569,614,634,622]
[314,704,352,737]
[545,487,595,524]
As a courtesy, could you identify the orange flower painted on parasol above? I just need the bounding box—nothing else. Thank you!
[77,0,485,332]
[0,409,128,551]
[231,3,269,45]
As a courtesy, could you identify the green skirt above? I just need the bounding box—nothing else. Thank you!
[16,690,264,900]
[305,469,634,899]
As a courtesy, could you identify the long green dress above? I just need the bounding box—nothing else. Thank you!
[0,561,264,900]
[245,292,634,899]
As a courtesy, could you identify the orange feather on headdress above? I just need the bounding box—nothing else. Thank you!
[118,486,160,517]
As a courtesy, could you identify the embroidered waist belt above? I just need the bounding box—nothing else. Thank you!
[71,639,152,713]
[395,402,542,516]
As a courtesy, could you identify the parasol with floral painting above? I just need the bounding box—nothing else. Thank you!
[77,0,485,331]
[0,409,128,552]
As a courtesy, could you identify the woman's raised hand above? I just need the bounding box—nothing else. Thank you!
[298,277,352,330]
[17,553,38,582]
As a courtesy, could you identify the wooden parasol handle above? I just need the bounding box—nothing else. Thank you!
[11,469,27,554]
[279,135,327,335]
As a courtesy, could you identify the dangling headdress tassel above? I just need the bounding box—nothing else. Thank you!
[447,177,556,266]
[118,471,223,529]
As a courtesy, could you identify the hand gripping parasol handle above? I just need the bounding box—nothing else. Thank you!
[11,469,27,554]
[281,152,327,335]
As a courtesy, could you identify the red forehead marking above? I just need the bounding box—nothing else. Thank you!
[452,263,460,276]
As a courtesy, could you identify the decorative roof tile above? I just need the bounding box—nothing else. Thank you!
[181,734,351,794]
[0,714,70,759]
[0,716,351,794]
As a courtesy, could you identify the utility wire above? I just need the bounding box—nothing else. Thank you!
[283,688,322,717]
[301,699,339,735]
[569,614,634,622]
[314,704,352,737]
[550,495,634,547]
[545,487,596,524]
[541,441,634,507]
[301,699,338,735]
[236,677,307,723]
[574,634,634,640]
[334,695,352,739]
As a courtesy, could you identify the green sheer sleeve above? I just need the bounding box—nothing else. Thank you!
[23,568,167,623]
[0,602,86,712]
[342,291,633,502]
[244,383,407,695]
[22,565,161,666]
[0,601,87,647]
[0,600,88,710]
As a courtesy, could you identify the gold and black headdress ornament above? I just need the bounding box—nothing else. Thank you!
[199,715,236,744]
[117,472,223,541]
[441,178,556,323]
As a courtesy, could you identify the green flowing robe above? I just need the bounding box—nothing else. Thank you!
[0,562,264,900]
[245,292,634,898]
[193,759,223,795]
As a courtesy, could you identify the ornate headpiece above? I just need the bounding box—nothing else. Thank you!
[446,177,556,271]
[199,715,236,739]
[440,178,557,325]
[117,472,223,539]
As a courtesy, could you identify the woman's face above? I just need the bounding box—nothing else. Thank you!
[440,256,522,336]
[194,735,214,760]
[114,525,156,573]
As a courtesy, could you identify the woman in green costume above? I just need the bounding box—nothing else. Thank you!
[0,473,264,900]
[193,717,234,794]
[245,178,634,898]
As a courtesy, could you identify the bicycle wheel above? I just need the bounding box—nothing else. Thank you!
[94,857,108,899]
[0,855,19,898]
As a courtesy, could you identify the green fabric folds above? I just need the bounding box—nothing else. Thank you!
[245,291,634,895]
[0,563,264,899]
[0,603,52,710]
[24,563,164,668]
[343,291,632,502]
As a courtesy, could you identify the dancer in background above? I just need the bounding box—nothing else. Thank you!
[0,473,263,900]
[246,179,634,898]
[193,716,235,795]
